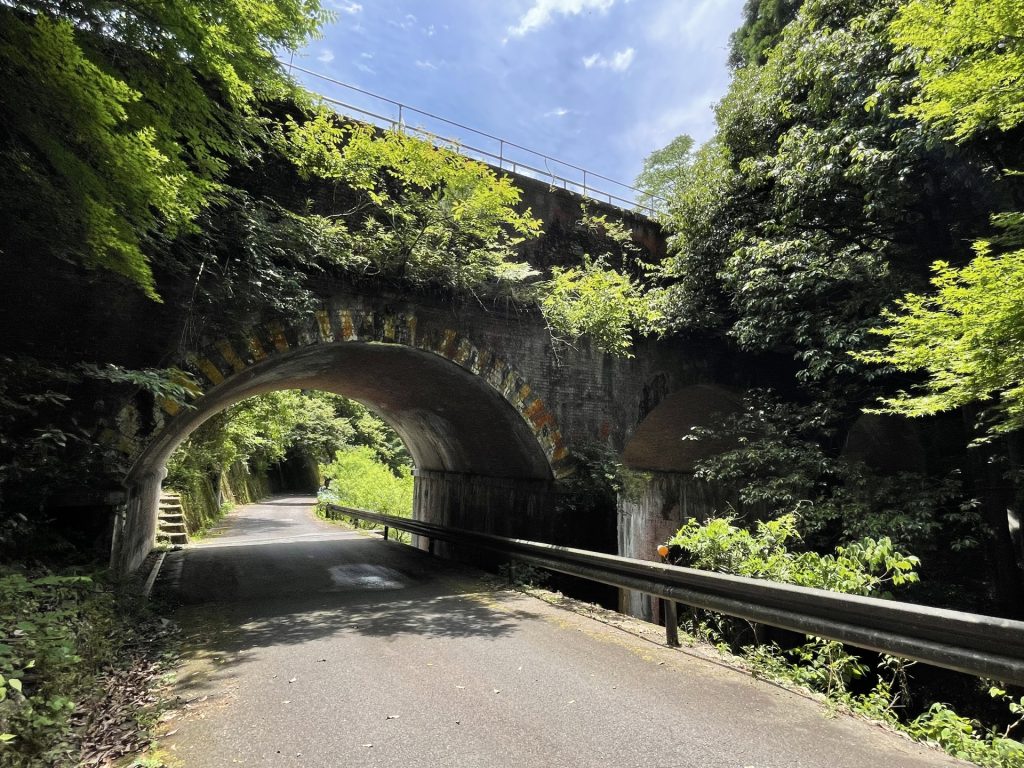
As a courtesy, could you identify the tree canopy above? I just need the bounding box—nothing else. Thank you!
[637,0,1023,613]
[0,0,328,298]
[860,0,1024,436]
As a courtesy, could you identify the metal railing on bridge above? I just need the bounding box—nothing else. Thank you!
[324,503,1024,686]
[286,63,664,216]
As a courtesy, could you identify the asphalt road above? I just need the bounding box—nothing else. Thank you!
[157,496,967,768]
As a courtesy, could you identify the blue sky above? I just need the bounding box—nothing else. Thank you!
[291,0,744,198]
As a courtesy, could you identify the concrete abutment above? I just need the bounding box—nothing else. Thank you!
[616,471,736,622]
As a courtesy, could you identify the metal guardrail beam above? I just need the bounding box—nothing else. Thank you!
[325,504,1024,685]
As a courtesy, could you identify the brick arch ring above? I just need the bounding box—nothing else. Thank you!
[107,302,574,481]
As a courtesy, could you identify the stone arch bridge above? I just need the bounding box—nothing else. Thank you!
[109,283,760,602]
[4,174,911,619]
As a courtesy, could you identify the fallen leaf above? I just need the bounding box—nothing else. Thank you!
[385,714,400,720]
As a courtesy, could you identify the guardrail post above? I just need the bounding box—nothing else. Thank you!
[427,537,435,555]
[383,525,389,541]
[657,544,680,647]
[663,599,680,647]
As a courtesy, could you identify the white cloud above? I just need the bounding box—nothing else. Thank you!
[390,13,417,30]
[647,0,730,48]
[317,49,335,64]
[330,0,362,14]
[609,48,635,70]
[356,53,374,74]
[416,59,439,70]
[509,0,615,37]
[582,47,634,72]
[544,107,570,118]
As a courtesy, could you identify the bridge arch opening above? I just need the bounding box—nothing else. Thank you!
[618,384,745,620]
[113,337,561,573]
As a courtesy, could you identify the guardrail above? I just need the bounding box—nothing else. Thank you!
[286,63,664,215]
[324,503,1024,685]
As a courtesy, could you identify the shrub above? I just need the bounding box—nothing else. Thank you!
[319,446,413,518]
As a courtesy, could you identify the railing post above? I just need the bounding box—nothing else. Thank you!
[383,525,389,541]
[583,170,588,199]
[499,139,504,170]
[663,599,680,647]
[657,544,680,647]
[398,104,404,134]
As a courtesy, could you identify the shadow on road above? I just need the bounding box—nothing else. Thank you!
[162,530,535,707]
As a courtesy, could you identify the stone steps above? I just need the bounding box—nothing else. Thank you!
[157,491,188,547]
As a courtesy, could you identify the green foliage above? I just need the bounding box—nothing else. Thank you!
[657,0,915,382]
[634,134,694,213]
[0,0,327,297]
[650,0,1008,391]
[643,0,1019,608]
[860,240,1024,435]
[666,512,916,693]
[665,515,1022,767]
[891,0,1024,142]
[163,190,360,336]
[539,210,660,357]
[646,139,736,333]
[77,364,199,409]
[0,358,201,548]
[286,114,542,292]
[729,0,804,68]
[0,358,83,541]
[666,513,920,597]
[319,446,414,518]
[745,637,870,697]
[0,568,162,767]
[0,571,93,762]
[684,391,978,553]
[862,0,1024,438]
[907,700,1024,767]
[168,391,356,487]
[541,258,653,357]
[166,391,411,528]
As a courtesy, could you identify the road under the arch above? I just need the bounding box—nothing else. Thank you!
[156,497,965,768]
